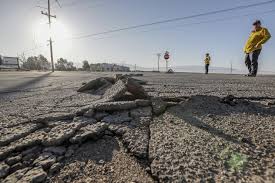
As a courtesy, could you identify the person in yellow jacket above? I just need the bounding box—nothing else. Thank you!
[244,20,271,77]
[204,53,211,74]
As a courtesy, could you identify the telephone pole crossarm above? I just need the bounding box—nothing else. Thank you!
[41,11,56,18]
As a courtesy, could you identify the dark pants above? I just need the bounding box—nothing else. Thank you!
[245,49,261,75]
[205,64,209,74]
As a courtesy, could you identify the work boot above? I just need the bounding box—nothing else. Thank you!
[244,73,256,77]
[247,73,256,77]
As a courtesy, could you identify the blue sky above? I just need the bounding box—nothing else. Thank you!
[0,0,274,72]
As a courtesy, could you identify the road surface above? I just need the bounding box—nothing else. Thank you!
[0,71,274,182]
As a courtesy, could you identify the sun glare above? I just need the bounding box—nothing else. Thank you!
[33,19,73,55]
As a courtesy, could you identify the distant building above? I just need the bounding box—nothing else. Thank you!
[0,55,20,70]
[90,63,130,72]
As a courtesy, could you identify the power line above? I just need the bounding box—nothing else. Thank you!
[51,8,275,45]
[60,0,98,8]
[20,1,275,61]
[55,0,62,8]
[69,0,275,40]
[22,8,275,58]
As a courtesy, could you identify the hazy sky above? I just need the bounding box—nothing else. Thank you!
[0,0,274,71]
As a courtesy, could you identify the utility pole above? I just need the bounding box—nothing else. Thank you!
[41,0,56,72]
[157,53,161,72]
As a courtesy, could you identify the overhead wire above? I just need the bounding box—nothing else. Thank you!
[53,8,275,43]
[67,0,275,40]
[21,0,275,57]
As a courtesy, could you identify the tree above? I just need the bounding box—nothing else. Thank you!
[22,54,50,70]
[82,60,90,71]
[67,61,76,71]
[55,58,76,71]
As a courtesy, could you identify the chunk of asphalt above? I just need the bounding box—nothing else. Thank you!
[151,98,168,116]
[130,107,152,118]
[19,167,47,183]
[122,127,150,159]
[93,101,137,111]
[70,123,108,144]
[103,80,127,101]
[0,162,10,178]
[125,78,148,99]
[31,112,75,124]
[0,123,42,147]
[43,122,84,146]
[102,111,132,124]
[77,78,110,92]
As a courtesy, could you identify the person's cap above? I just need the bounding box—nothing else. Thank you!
[253,20,261,25]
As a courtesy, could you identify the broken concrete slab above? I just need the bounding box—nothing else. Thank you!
[130,106,152,118]
[122,127,149,159]
[0,130,46,161]
[94,112,109,121]
[5,155,22,166]
[103,80,127,101]
[43,146,66,156]
[43,122,84,146]
[151,98,167,115]
[107,125,130,136]
[135,99,151,107]
[34,153,57,170]
[9,163,25,174]
[0,123,42,147]
[21,146,42,157]
[0,162,10,178]
[93,101,137,111]
[73,116,97,126]
[102,111,132,124]
[70,123,108,144]
[83,109,94,118]
[2,167,30,183]
[31,112,75,124]
[20,167,47,183]
[102,77,116,84]
[116,93,137,101]
[114,74,125,81]
[48,162,62,175]
[130,117,151,128]
[77,78,111,92]
[126,78,148,99]
[74,98,120,115]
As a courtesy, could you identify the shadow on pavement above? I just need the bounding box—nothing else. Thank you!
[0,72,52,95]
[168,105,241,145]
[168,95,275,145]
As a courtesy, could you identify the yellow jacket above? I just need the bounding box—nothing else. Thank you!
[205,56,211,65]
[244,27,271,53]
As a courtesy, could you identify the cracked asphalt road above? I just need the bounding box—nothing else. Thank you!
[0,71,274,182]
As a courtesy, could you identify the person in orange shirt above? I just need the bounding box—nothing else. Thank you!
[244,20,271,77]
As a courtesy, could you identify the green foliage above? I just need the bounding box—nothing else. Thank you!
[22,54,50,70]
[55,58,76,71]
[82,60,90,71]
[227,153,248,172]
[220,147,248,172]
